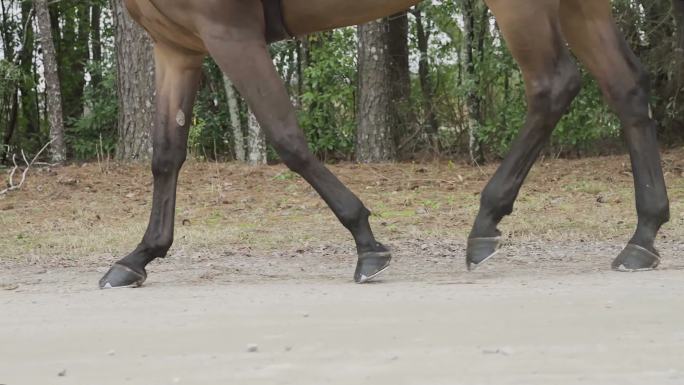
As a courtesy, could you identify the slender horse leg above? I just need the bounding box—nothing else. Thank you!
[99,44,204,288]
[560,0,670,271]
[466,0,582,269]
[198,2,390,283]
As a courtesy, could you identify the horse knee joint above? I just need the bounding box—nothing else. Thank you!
[603,66,652,123]
[527,59,581,121]
[563,65,583,104]
[152,151,186,176]
[277,142,313,173]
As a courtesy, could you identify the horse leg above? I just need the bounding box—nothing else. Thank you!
[467,0,582,269]
[560,0,670,271]
[198,4,390,283]
[99,44,203,288]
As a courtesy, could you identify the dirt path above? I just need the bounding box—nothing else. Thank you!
[2,240,684,385]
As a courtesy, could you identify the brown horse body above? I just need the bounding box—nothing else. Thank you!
[100,0,670,288]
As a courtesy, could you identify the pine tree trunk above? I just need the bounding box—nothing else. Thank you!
[223,75,246,162]
[35,0,66,163]
[356,19,396,163]
[90,3,103,88]
[464,0,485,165]
[19,0,40,138]
[388,12,411,147]
[112,0,155,160]
[413,8,440,143]
[671,0,684,137]
[247,109,267,165]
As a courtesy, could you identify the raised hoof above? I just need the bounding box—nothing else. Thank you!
[99,263,147,289]
[354,248,392,284]
[466,237,501,271]
[612,244,661,272]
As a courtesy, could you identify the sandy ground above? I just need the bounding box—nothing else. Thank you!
[2,240,684,385]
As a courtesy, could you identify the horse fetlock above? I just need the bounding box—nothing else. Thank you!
[141,237,174,258]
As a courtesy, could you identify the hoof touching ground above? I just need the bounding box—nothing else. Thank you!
[99,263,147,289]
[612,244,661,272]
[466,237,501,271]
[354,247,392,284]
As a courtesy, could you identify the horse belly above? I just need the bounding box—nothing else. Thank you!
[124,0,207,53]
[283,0,422,35]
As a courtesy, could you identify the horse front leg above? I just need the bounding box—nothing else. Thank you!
[466,0,582,270]
[99,45,203,288]
[199,3,390,283]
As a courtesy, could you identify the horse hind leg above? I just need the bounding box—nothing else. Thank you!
[467,0,582,270]
[198,3,390,283]
[99,44,204,288]
[560,0,670,271]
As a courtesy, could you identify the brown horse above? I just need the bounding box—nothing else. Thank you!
[100,0,670,288]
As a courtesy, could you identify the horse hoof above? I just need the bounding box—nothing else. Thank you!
[99,263,147,289]
[466,237,501,271]
[354,247,392,284]
[612,244,661,272]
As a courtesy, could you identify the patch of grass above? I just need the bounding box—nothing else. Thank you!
[1,149,683,266]
[562,181,606,195]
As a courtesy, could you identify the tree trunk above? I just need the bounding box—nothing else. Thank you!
[247,109,267,165]
[671,0,684,138]
[35,0,66,163]
[112,0,155,160]
[1,90,19,162]
[0,0,18,162]
[387,12,412,148]
[356,18,396,163]
[90,3,103,88]
[19,0,40,138]
[413,7,440,142]
[464,0,485,165]
[223,74,246,162]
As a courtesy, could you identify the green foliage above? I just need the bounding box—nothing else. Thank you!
[298,29,358,159]
[553,75,621,151]
[189,59,234,160]
[3,0,680,164]
[66,64,118,159]
[416,1,623,158]
[0,59,21,98]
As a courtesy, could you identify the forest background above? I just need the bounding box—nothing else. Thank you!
[1,0,683,168]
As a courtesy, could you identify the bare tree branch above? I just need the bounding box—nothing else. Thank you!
[0,139,55,195]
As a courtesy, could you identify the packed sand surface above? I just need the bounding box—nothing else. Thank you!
[2,241,684,385]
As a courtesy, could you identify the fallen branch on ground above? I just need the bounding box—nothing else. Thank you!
[0,139,55,195]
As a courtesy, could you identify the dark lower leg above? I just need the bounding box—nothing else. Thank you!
[619,105,670,253]
[205,35,382,254]
[118,104,196,272]
[471,1,581,242]
[470,63,581,239]
[560,0,669,268]
[605,82,668,269]
[203,26,388,281]
[269,118,380,254]
[100,47,202,287]
[118,162,183,271]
